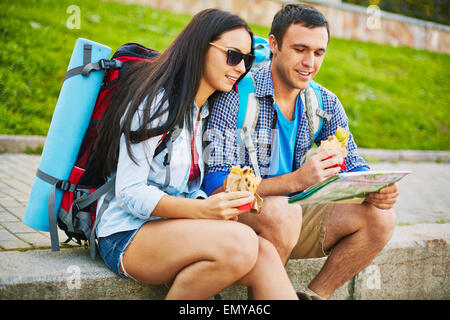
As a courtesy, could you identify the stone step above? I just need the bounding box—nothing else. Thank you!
[1,223,448,300]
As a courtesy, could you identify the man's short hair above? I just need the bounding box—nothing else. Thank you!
[270,3,330,49]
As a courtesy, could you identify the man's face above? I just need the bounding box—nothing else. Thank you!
[270,23,328,90]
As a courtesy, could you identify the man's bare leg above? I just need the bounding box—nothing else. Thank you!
[307,202,396,298]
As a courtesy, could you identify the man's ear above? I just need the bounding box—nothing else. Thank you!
[268,34,278,56]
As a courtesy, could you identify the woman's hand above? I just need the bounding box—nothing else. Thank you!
[199,191,254,221]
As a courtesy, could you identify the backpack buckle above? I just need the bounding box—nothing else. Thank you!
[163,153,170,166]
[99,59,123,70]
[56,180,76,192]
[72,202,81,213]
[316,108,332,122]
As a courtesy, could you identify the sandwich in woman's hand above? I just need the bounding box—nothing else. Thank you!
[223,166,263,213]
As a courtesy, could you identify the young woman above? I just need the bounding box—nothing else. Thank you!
[91,9,298,300]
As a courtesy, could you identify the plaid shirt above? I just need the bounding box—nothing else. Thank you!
[204,64,369,180]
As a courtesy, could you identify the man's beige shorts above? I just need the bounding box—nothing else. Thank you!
[289,203,335,259]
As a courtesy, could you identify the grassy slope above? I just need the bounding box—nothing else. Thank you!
[1,0,449,150]
[315,38,450,150]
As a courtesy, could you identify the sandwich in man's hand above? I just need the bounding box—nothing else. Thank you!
[316,126,349,170]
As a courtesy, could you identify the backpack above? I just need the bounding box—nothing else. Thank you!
[38,43,181,259]
[236,36,332,176]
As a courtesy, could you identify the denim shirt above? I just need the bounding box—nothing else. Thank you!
[96,95,209,238]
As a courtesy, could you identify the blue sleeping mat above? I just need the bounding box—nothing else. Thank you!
[22,38,111,232]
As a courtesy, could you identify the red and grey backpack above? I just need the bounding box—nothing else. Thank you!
[47,43,180,259]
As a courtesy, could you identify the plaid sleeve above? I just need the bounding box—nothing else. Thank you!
[316,86,370,172]
[204,89,240,174]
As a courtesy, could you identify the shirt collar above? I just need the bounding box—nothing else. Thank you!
[193,101,210,120]
[251,63,274,99]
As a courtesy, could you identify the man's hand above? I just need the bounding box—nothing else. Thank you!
[294,150,344,189]
[365,183,399,210]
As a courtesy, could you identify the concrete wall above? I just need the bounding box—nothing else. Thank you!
[1,223,448,300]
[111,0,450,54]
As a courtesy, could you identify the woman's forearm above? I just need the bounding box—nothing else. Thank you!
[151,195,204,219]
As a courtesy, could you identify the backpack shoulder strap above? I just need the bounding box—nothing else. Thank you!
[236,74,261,177]
[309,80,331,122]
[237,74,259,133]
[89,176,116,259]
[160,121,183,189]
[154,121,183,159]
[302,80,332,143]
[300,80,333,165]
[236,74,255,130]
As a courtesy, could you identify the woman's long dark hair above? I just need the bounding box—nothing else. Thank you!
[92,9,253,178]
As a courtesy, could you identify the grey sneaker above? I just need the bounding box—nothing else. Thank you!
[296,290,325,300]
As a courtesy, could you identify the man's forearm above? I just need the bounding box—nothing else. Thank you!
[256,171,307,197]
[211,185,225,195]
[211,170,310,197]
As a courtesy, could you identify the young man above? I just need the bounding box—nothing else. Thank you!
[204,4,399,299]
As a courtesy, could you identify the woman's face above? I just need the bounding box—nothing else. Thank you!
[203,28,253,93]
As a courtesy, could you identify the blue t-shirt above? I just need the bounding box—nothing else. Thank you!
[267,94,302,177]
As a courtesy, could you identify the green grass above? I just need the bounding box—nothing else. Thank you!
[315,38,450,150]
[1,0,449,150]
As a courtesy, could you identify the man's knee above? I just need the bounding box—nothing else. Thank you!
[365,205,396,246]
[259,196,302,251]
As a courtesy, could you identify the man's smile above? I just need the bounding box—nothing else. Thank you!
[296,70,313,80]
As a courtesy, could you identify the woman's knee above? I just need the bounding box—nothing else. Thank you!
[122,220,258,283]
[215,222,259,275]
[237,236,288,287]
[257,236,284,265]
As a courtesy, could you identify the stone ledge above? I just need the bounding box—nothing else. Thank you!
[354,223,449,300]
[0,135,45,153]
[358,148,450,163]
[0,223,448,300]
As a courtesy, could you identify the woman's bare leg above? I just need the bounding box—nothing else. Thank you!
[121,219,259,300]
[238,236,298,300]
[238,196,302,264]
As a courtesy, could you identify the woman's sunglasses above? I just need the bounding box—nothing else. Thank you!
[209,42,255,71]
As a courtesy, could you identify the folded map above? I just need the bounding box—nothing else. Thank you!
[288,170,411,205]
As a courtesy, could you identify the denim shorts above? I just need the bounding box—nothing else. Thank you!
[97,228,141,279]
